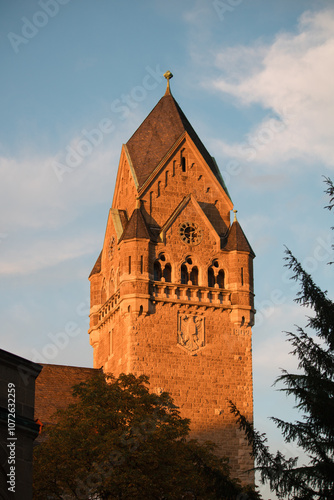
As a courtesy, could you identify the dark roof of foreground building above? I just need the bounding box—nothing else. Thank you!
[34,364,98,428]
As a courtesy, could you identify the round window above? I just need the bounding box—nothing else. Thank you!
[179,222,203,245]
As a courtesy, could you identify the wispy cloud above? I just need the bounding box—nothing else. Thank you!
[206,9,334,169]
[0,148,114,231]
[0,232,99,276]
[0,112,144,276]
[0,113,142,232]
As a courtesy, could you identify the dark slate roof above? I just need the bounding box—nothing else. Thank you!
[89,250,102,278]
[224,220,255,256]
[126,93,228,191]
[120,208,151,242]
[34,364,97,427]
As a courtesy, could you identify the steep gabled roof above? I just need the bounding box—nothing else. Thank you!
[224,220,255,256]
[119,208,151,242]
[89,251,102,278]
[126,93,227,191]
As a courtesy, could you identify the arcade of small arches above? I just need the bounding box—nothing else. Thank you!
[99,254,231,306]
[154,254,226,289]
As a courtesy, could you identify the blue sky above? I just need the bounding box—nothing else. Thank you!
[1,1,334,496]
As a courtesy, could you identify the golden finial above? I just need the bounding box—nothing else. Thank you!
[233,209,238,222]
[164,70,173,95]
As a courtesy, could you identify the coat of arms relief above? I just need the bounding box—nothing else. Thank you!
[177,313,205,353]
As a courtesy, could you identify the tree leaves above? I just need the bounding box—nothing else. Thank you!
[33,371,259,500]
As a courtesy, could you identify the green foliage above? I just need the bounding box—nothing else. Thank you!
[231,178,334,499]
[33,371,260,500]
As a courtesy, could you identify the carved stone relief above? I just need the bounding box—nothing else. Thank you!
[177,313,205,353]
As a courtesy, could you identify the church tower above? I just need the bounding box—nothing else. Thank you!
[89,72,255,482]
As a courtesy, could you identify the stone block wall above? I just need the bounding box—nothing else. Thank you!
[99,302,253,484]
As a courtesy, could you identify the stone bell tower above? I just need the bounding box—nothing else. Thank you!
[88,72,255,483]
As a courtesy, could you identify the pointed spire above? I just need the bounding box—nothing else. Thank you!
[224,214,255,256]
[126,73,231,195]
[120,207,151,242]
[164,70,173,96]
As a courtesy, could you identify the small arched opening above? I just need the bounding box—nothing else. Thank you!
[217,270,225,289]
[190,266,198,286]
[181,156,186,173]
[181,264,188,285]
[101,279,107,304]
[208,268,215,288]
[163,263,172,282]
[154,261,162,281]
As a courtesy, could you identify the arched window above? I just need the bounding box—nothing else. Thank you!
[190,266,198,286]
[101,279,107,304]
[217,270,225,289]
[163,263,172,282]
[181,264,188,285]
[181,156,186,172]
[208,268,215,288]
[181,150,186,173]
[109,278,114,296]
[154,261,162,281]
[109,268,115,296]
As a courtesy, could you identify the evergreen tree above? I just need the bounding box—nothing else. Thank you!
[231,177,334,499]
